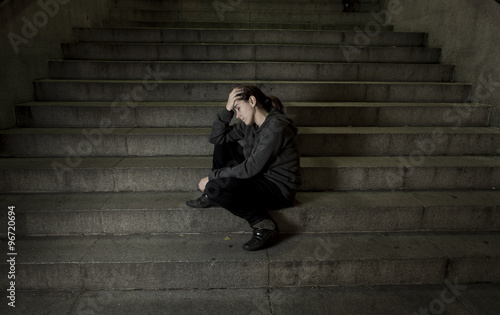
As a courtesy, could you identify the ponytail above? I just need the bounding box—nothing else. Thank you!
[264,95,284,113]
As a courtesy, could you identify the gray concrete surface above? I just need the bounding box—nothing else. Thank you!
[3,284,500,315]
[15,102,492,128]
[105,9,378,24]
[379,0,500,127]
[48,60,453,82]
[1,232,499,290]
[109,0,380,12]
[72,27,421,45]
[60,43,441,63]
[1,190,499,236]
[33,80,471,103]
[2,126,500,157]
[1,156,500,192]
[0,0,114,130]
[101,20,394,31]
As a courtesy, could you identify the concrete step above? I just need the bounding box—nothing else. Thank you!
[1,191,499,236]
[34,80,470,103]
[16,102,492,128]
[106,9,381,24]
[101,19,395,31]
[111,0,380,6]
[1,232,499,290]
[110,0,381,12]
[1,156,499,192]
[61,43,440,63]
[1,127,499,157]
[48,61,453,82]
[2,284,499,315]
[72,27,426,47]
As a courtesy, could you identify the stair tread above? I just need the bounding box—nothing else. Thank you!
[73,26,418,33]
[5,232,500,288]
[2,126,500,136]
[50,60,447,65]
[3,190,500,212]
[2,285,499,315]
[107,8,376,13]
[18,101,491,108]
[2,191,499,236]
[59,43,440,63]
[101,20,395,31]
[7,232,500,262]
[106,10,378,20]
[34,79,469,85]
[63,42,431,47]
[2,156,500,169]
[110,8,376,13]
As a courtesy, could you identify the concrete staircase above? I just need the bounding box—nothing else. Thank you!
[1,0,500,313]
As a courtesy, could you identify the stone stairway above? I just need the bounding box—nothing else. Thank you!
[1,0,500,313]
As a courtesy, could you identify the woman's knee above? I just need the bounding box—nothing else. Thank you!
[205,177,231,199]
[205,177,247,201]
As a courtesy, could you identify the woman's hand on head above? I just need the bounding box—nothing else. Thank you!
[226,87,243,112]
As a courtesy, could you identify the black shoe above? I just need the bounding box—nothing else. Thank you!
[186,194,216,208]
[242,227,278,251]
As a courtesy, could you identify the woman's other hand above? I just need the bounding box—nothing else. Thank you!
[198,177,209,192]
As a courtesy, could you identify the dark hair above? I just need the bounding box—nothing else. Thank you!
[235,85,284,113]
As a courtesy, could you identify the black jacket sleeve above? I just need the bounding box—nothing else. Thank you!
[208,109,246,145]
[209,119,287,180]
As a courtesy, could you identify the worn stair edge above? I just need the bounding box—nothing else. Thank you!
[0,191,499,236]
[109,1,381,12]
[111,0,381,5]
[2,284,500,315]
[15,102,491,128]
[1,126,500,157]
[48,61,453,82]
[72,27,425,46]
[101,20,395,31]
[0,156,499,192]
[0,232,499,290]
[105,10,381,24]
[33,80,471,103]
[60,44,440,63]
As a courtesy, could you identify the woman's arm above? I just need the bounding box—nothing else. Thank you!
[209,87,246,145]
[209,119,289,180]
[208,109,245,145]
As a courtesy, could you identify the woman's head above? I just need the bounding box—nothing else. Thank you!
[234,85,284,113]
[230,85,285,126]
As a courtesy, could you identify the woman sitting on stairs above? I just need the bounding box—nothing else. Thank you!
[186,85,301,251]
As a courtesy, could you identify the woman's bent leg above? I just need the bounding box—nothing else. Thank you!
[186,142,244,208]
[205,175,291,227]
[205,175,291,250]
[212,142,245,170]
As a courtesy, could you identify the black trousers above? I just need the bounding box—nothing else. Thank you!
[205,142,292,227]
